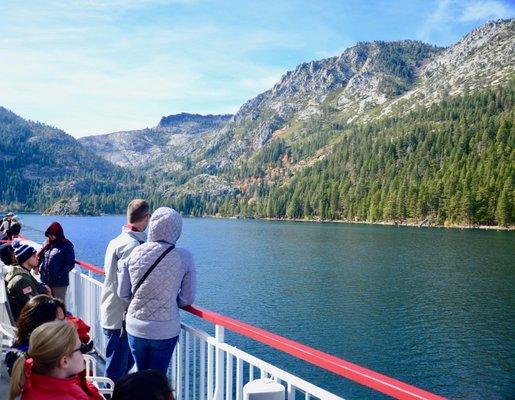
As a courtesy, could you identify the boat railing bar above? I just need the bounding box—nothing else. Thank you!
[73,257,446,400]
[75,259,104,275]
[0,237,446,400]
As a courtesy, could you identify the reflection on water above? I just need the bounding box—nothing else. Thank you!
[18,214,515,399]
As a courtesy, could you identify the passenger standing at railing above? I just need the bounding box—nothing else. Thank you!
[5,222,21,241]
[37,222,75,305]
[0,212,15,238]
[117,207,196,376]
[101,199,150,383]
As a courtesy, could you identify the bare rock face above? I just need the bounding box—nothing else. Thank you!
[381,19,515,117]
[207,40,442,167]
[78,19,514,200]
[79,113,232,168]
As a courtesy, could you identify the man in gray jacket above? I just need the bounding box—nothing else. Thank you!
[101,199,150,382]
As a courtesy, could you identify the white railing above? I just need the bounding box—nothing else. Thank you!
[2,237,445,400]
[171,324,342,400]
[68,267,342,399]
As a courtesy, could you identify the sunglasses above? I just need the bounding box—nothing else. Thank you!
[70,340,94,355]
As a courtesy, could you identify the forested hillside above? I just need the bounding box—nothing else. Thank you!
[167,83,514,226]
[0,107,144,214]
[0,20,513,227]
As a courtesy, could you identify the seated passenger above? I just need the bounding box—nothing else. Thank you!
[0,242,16,266]
[4,241,50,320]
[8,320,102,400]
[4,295,66,375]
[5,294,94,375]
[112,370,174,400]
[60,300,94,354]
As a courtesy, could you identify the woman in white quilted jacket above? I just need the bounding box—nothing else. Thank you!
[117,207,196,375]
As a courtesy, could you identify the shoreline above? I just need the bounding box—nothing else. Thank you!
[206,215,514,231]
[10,210,514,231]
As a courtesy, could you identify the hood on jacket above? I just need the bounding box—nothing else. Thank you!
[5,264,29,283]
[147,207,182,244]
[45,222,66,242]
[122,225,147,243]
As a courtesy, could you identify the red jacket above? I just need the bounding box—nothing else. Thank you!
[20,359,102,400]
[66,315,91,343]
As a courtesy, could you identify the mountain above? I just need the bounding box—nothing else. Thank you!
[205,40,442,167]
[202,19,513,168]
[79,113,232,169]
[0,107,142,214]
[380,19,515,116]
[1,19,513,226]
[164,18,513,227]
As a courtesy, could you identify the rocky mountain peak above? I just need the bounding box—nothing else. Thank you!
[381,18,514,116]
[212,39,442,164]
[158,112,232,128]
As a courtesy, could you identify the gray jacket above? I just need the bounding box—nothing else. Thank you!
[101,227,146,329]
[118,207,196,340]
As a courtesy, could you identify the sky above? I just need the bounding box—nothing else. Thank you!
[0,0,513,138]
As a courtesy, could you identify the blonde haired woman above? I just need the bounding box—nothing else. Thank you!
[9,320,102,400]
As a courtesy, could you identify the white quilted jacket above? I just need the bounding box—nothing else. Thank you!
[118,207,196,340]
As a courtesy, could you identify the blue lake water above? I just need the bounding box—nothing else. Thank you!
[16,214,515,399]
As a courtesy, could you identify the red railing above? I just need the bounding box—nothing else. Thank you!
[1,236,447,399]
[74,258,446,400]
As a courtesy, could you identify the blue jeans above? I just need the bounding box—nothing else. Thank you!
[103,328,135,382]
[127,334,178,376]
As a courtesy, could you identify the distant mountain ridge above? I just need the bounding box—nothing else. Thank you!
[158,112,232,128]
[79,113,232,168]
[1,19,513,225]
[82,19,513,173]
[0,106,137,214]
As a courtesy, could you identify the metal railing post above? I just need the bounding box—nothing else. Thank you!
[212,324,225,400]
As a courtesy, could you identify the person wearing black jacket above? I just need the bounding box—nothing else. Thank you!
[38,222,75,304]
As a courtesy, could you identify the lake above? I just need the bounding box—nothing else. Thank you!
[15,213,515,399]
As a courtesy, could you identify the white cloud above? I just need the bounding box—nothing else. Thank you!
[0,1,361,137]
[417,0,514,44]
[238,75,282,91]
[417,0,453,43]
[0,1,304,137]
[458,1,513,21]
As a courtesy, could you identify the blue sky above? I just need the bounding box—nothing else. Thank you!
[0,0,513,138]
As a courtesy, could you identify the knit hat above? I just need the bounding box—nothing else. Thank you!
[12,240,37,265]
